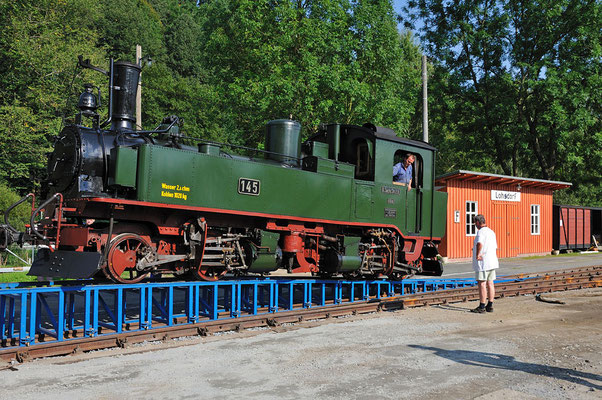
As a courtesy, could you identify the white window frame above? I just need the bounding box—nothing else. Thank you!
[466,201,478,236]
[531,204,540,235]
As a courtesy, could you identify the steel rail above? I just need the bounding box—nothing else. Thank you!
[1,265,600,364]
[383,273,602,309]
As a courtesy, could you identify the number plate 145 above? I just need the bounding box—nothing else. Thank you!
[238,178,260,196]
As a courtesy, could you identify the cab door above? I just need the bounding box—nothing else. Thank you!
[395,152,422,234]
[406,187,417,232]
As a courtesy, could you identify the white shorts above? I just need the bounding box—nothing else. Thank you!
[476,269,496,281]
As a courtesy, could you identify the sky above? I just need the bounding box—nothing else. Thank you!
[392,0,407,16]
[392,0,425,34]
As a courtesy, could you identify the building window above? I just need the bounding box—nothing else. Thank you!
[531,204,540,235]
[466,201,478,236]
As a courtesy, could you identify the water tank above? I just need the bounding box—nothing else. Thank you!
[265,119,301,166]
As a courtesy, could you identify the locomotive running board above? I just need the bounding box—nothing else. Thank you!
[28,248,102,279]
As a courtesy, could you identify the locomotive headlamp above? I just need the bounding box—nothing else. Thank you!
[78,84,99,115]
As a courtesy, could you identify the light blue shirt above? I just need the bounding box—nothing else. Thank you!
[393,162,412,184]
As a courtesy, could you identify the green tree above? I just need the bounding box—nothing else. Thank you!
[141,63,235,142]
[0,0,106,192]
[96,0,165,61]
[0,182,31,231]
[0,105,50,191]
[196,0,423,145]
[403,0,602,205]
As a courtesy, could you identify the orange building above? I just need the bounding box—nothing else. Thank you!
[435,170,571,260]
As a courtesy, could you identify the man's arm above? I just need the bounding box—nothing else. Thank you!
[476,242,483,260]
[392,163,400,181]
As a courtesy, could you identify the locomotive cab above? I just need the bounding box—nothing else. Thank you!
[303,123,446,275]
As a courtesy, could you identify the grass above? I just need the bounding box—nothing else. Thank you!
[0,246,35,268]
[0,272,37,283]
[0,246,37,284]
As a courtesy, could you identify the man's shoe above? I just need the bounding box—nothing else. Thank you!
[486,305,493,312]
[471,306,486,313]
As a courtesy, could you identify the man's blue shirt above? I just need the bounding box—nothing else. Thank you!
[393,162,412,184]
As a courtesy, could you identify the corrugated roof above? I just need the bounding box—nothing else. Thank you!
[435,170,572,190]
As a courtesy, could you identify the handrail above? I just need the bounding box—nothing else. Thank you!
[3,193,34,233]
[30,193,62,241]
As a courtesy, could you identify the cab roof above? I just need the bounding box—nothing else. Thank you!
[340,123,438,151]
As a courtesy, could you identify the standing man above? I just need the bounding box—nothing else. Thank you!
[471,214,499,313]
[393,153,415,190]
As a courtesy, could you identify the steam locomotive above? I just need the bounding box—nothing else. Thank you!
[0,56,447,283]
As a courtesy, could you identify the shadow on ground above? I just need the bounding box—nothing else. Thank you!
[431,304,476,312]
[409,344,602,390]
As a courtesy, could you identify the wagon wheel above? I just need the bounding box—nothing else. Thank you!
[104,233,154,284]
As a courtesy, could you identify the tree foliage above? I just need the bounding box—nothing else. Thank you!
[402,0,602,205]
[195,0,422,145]
[97,0,165,61]
[0,0,106,191]
[0,182,31,231]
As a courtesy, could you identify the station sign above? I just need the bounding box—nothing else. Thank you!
[491,190,521,202]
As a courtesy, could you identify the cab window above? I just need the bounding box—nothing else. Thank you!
[353,139,374,181]
[393,150,422,189]
[337,128,375,181]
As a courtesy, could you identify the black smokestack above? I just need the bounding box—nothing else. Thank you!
[111,61,141,131]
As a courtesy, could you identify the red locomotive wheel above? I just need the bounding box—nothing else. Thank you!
[189,265,227,281]
[104,233,153,284]
[188,234,228,282]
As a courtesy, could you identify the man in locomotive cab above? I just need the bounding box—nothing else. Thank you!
[393,153,415,190]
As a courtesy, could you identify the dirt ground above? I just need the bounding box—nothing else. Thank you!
[1,288,601,400]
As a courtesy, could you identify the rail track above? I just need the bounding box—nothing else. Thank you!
[1,265,600,364]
